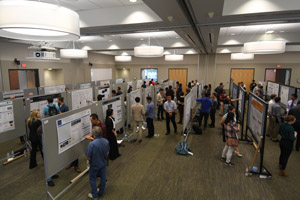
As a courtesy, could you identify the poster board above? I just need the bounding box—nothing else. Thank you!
[267,81,280,97]
[137,80,143,89]
[191,86,197,109]
[95,85,111,101]
[100,95,125,131]
[25,93,65,119]
[23,88,38,98]
[198,83,203,98]
[39,84,69,95]
[246,93,268,144]
[74,82,96,100]
[68,88,93,110]
[232,83,239,108]
[115,78,124,84]
[229,78,234,96]
[279,85,296,109]
[99,79,112,86]
[1,89,24,100]
[0,99,26,144]
[127,90,142,124]
[238,87,247,138]
[42,103,100,179]
[183,93,192,132]
[143,86,154,110]
[112,82,127,97]
[127,81,133,90]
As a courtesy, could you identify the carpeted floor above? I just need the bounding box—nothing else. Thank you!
[0,113,300,200]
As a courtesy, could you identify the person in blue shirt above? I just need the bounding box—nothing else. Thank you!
[43,98,60,116]
[196,93,213,130]
[57,97,69,113]
[164,95,177,135]
[87,126,110,199]
[145,96,155,138]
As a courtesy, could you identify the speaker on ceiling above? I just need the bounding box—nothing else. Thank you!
[14,58,20,65]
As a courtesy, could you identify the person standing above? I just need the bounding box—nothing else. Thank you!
[116,87,123,96]
[286,94,298,113]
[177,91,184,124]
[105,109,121,160]
[44,98,60,117]
[87,126,110,199]
[278,115,297,177]
[215,83,224,109]
[141,81,147,89]
[127,86,133,93]
[164,95,177,135]
[131,97,145,142]
[176,84,183,100]
[156,89,165,120]
[250,80,257,92]
[57,97,69,113]
[267,94,277,137]
[253,83,261,94]
[196,93,213,130]
[271,97,282,142]
[209,93,218,128]
[145,97,155,138]
[167,86,175,100]
[288,101,300,151]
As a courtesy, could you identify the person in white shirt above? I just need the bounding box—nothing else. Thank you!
[164,95,177,135]
[253,83,261,94]
[267,94,277,137]
[286,94,298,113]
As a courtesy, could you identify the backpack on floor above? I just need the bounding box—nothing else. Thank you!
[176,140,189,156]
[48,105,58,116]
[192,125,202,135]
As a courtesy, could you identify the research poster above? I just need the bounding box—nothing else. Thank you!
[57,109,91,154]
[116,79,123,84]
[30,97,59,118]
[97,87,110,100]
[3,90,24,100]
[44,85,65,95]
[191,86,197,108]
[137,80,143,89]
[102,98,122,124]
[71,88,93,110]
[129,90,141,116]
[0,101,15,133]
[248,96,265,143]
[280,85,290,106]
[183,94,192,132]
[101,80,110,86]
[198,84,203,98]
[238,88,244,114]
[267,82,280,96]
[80,83,92,89]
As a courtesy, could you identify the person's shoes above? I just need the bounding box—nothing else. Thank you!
[266,134,270,137]
[145,136,152,138]
[131,139,137,142]
[279,170,288,177]
[208,125,215,128]
[225,162,235,166]
[174,130,177,134]
[138,139,143,143]
[52,174,59,179]
[29,164,37,169]
[162,118,165,120]
[65,164,72,169]
[88,193,98,200]
[234,151,243,157]
[271,139,279,142]
[166,132,170,135]
[220,157,226,162]
[74,167,81,173]
[296,148,299,151]
[47,181,55,187]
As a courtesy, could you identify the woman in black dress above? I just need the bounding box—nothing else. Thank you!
[105,109,121,160]
[27,110,43,169]
[177,91,185,124]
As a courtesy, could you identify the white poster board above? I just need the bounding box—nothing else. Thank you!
[238,88,243,114]
[56,109,91,154]
[129,90,141,116]
[267,82,279,96]
[44,85,66,95]
[71,88,93,110]
[183,94,192,132]
[30,98,59,118]
[279,85,289,106]
[80,83,92,89]
[91,69,112,81]
[137,80,143,89]
[198,83,203,98]
[191,86,197,108]
[0,101,15,133]
[97,87,110,100]
[102,98,123,124]
[116,79,124,84]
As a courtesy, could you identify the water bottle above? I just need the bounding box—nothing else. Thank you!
[23,149,27,157]
[7,152,10,160]
[11,151,14,158]
[245,167,249,176]
[86,160,90,168]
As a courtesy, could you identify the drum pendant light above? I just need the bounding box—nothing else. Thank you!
[243,40,286,54]
[231,53,254,60]
[134,36,164,57]
[60,41,88,59]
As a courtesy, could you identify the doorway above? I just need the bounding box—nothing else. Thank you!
[265,68,291,85]
[141,68,158,82]
[9,69,39,90]
[230,68,254,93]
[169,68,188,94]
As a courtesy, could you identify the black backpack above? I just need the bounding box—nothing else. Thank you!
[48,105,58,116]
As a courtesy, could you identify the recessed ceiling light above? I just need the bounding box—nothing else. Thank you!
[109,40,112,42]
[48,68,52,71]
[265,30,274,34]
[231,34,236,36]
[140,38,144,40]
[175,36,179,39]
[280,30,285,33]
[129,0,137,3]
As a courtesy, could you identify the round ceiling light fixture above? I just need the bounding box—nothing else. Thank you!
[134,46,164,57]
[231,53,254,60]
[60,49,88,59]
[243,40,286,54]
[165,54,184,61]
[115,55,132,62]
[0,1,80,41]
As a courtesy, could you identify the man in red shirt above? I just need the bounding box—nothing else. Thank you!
[86,114,107,140]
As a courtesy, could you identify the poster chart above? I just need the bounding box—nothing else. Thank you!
[30,94,61,118]
[129,90,141,116]
[247,94,267,143]
[279,85,296,108]
[102,97,123,125]
[183,94,192,132]
[116,79,124,84]
[71,88,93,110]
[57,109,91,154]
[267,82,279,96]
[80,83,92,89]
[191,86,197,108]
[3,90,24,100]
[0,101,15,133]
[100,80,111,86]
[44,85,66,95]
[238,87,244,115]
[97,86,110,100]
[137,80,143,89]
[198,83,203,98]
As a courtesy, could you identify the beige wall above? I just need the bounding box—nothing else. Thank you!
[44,69,64,86]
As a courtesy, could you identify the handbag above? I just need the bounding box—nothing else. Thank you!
[227,137,238,147]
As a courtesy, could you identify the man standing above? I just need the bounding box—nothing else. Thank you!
[209,93,218,128]
[44,98,60,116]
[215,83,224,109]
[166,86,175,100]
[87,126,109,200]
[253,83,261,94]
[145,97,155,138]
[57,97,69,113]
[112,90,117,97]
[156,89,165,120]
[250,80,257,92]
[196,93,213,130]
[176,83,182,100]
[164,95,177,135]
[267,94,277,137]
[271,97,282,142]
[116,87,123,96]
[286,94,298,113]
[288,101,300,151]
[131,97,145,143]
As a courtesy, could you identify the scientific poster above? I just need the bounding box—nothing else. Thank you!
[44,85,65,94]
[71,88,93,110]
[80,83,92,89]
[3,90,24,100]
[102,98,123,124]
[273,83,280,96]
[101,80,110,86]
[280,85,289,105]
[191,86,197,108]
[198,84,203,98]
[238,89,244,114]
[57,109,91,154]
[97,87,110,100]
[30,98,59,118]
[129,90,141,116]
[116,79,124,84]
[183,94,192,132]
[0,101,15,133]
[137,80,143,89]
[248,96,265,143]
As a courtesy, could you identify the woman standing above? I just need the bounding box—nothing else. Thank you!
[105,109,121,160]
[27,110,43,169]
[279,115,297,177]
[186,82,192,94]
[177,91,185,124]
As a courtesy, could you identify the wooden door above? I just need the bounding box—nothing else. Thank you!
[169,68,187,94]
[26,70,36,88]
[231,68,254,93]
[9,70,20,90]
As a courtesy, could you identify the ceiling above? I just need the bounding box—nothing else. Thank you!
[3,0,300,55]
